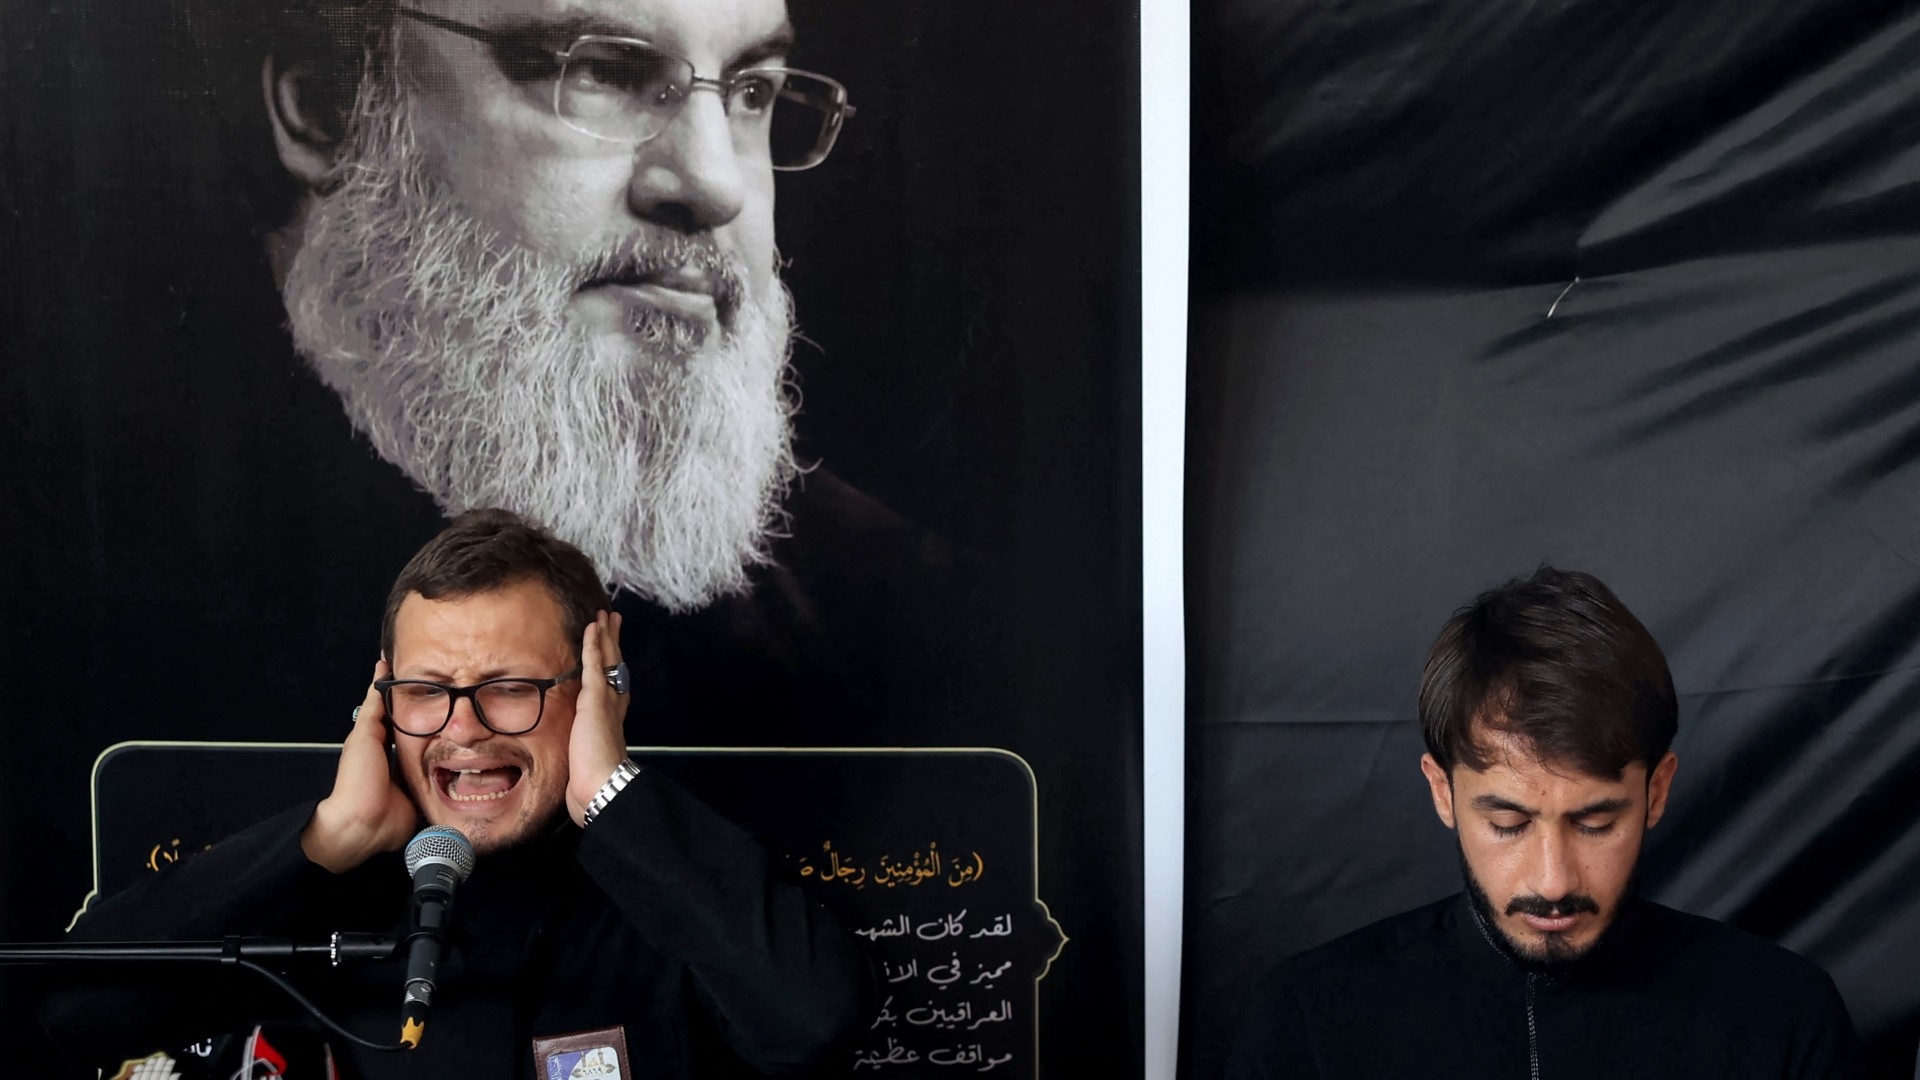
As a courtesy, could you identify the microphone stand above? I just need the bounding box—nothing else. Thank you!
[3,934,411,1053]
[0,933,399,966]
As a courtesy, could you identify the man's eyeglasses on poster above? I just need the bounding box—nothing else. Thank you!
[397,7,857,171]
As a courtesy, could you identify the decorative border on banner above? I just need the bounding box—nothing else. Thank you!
[74,740,1068,1075]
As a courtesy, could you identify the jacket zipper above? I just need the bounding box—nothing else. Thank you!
[1467,901,1543,1080]
[1525,972,1540,1080]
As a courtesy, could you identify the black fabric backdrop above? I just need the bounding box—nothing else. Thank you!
[1185,2,1920,1078]
[0,1,1141,1075]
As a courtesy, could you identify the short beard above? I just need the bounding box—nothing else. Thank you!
[281,75,798,611]
[1459,842,1628,973]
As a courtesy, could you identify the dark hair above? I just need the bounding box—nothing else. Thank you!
[380,509,611,663]
[173,0,399,232]
[1419,566,1677,779]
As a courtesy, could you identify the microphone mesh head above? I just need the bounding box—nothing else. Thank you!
[404,825,477,881]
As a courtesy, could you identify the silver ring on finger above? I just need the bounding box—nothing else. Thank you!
[604,661,631,695]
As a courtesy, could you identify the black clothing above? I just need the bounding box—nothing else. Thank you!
[615,468,994,750]
[1225,893,1862,1080]
[39,768,872,1078]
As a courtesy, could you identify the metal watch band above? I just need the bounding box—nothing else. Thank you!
[582,759,642,827]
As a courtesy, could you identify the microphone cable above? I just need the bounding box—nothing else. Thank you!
[230,957,409,1053]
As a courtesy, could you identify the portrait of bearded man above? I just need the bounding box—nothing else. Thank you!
[272,2,803,612]
[0,0,1140,1072]
[0,0,1142,825]
[0,0,1041,749]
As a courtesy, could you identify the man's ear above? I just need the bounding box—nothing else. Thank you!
[262,54,349,188]
[1644,751,1678,829]
[1420,754,1457,830]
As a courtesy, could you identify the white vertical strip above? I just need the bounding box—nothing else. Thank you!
[1139,0,1190,1078]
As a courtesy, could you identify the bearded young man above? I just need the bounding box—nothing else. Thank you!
[1224,567,1862,1080]
[40,509,870,1076]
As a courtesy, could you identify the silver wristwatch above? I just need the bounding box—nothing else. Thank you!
[582,759,642,827]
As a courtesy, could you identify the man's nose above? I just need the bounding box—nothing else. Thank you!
[627,89,748,232]
[1527,827,1582,901]
[441,695,495,746]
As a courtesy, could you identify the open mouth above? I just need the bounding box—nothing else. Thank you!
[433,765,525,805]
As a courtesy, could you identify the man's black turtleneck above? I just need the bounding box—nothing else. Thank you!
[1224,892,1861,1079]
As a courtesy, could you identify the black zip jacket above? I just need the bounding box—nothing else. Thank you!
[1225,893,1861,1079]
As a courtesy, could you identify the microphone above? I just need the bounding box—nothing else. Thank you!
[398,825,476,1049]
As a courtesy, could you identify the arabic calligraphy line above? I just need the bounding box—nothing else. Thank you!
[793,840,987,890]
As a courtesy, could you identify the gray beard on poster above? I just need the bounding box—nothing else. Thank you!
[280,76,801,613]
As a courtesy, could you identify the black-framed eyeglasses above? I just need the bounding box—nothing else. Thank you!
[375,667,582,737]
[396,8,856,171]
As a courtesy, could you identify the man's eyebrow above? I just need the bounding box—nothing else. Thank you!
[482,11,647,45]
[393,666,518,683]
[1468,794,1633,818]
[1470,794,1535,815]
[474,11,798,67]
[730,23,797,71]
